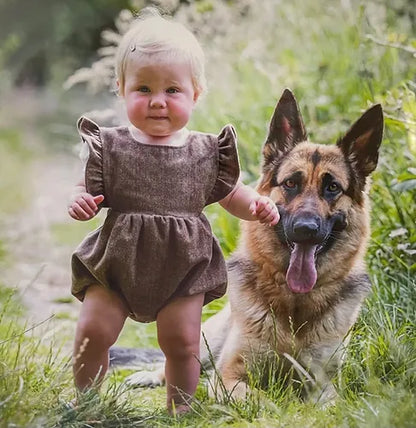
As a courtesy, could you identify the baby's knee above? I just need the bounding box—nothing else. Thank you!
[75,317,119,351]
[158,329,200,360]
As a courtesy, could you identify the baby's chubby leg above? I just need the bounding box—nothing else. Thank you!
[156,293,204,414]
[73,284,129,391]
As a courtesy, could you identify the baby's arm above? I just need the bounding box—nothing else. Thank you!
[67,177,104,221]
[219,181,279,226]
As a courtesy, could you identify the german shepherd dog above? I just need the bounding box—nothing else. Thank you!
[116,89,383,403]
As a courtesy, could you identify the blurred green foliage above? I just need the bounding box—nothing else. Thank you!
[0,0,131,86]
[0,0,415,426]
[0,0,223,87]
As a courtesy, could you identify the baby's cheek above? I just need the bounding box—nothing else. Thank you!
[173,97,194,115]
[175,105,192,120]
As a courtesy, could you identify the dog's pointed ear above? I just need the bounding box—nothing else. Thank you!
[262,89,307,168]
[337,104,383,177]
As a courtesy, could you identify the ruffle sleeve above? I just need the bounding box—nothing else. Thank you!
[206,124,240,205]
[77,116,107,206]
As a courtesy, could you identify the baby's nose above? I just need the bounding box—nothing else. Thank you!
[149,94,166,108]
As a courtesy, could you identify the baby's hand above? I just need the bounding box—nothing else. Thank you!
[68,193,104,221]
[249,196,280,226]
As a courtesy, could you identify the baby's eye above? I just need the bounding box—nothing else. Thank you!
[166,87,180,94]
[138,86,150,93]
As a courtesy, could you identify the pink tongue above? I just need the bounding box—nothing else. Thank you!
[286,243,318,293]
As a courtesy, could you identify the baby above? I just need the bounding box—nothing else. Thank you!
[68,10,279,414]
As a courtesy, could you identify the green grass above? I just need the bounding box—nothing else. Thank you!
[0,0,415,426]
[0,287,71,426]
[52,296,75,304]
[0,266,415,426]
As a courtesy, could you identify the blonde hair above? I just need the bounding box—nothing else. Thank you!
[116,10,206,97]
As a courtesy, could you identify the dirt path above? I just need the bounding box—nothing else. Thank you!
[4,152,81,328]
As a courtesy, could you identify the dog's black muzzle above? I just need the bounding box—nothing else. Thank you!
[290,213,323,244]
[275,205,347,249]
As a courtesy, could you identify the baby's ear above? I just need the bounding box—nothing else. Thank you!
[193,89,201,103]
[116,79,123,97]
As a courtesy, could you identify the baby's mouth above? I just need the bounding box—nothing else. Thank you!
[148,116,168,120]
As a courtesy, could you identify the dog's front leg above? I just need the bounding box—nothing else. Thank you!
[299,343,342,405]
[307,362,338,405]
[209,325,249,401]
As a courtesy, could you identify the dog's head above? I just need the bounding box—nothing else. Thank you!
[257,89,383,294]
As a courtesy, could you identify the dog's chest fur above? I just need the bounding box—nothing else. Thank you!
[227,249,369,358]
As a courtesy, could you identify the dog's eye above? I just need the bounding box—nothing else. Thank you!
[327,182,340,193]
[284,179,297,189]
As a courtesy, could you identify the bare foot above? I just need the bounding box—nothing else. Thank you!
[169,403,191,417]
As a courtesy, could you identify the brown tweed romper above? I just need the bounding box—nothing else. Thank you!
[71,117,240,322]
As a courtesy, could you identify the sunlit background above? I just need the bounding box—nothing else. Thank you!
[0,0,415,426]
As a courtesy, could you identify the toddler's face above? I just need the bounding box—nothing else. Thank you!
[122,57,199,138]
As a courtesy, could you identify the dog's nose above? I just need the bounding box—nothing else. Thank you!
[292,217,320,241]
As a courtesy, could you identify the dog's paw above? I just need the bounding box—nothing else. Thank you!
[309,383,338,408]
[124,369,165,388]
[228,381,249,400]
[208,377,249,401]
